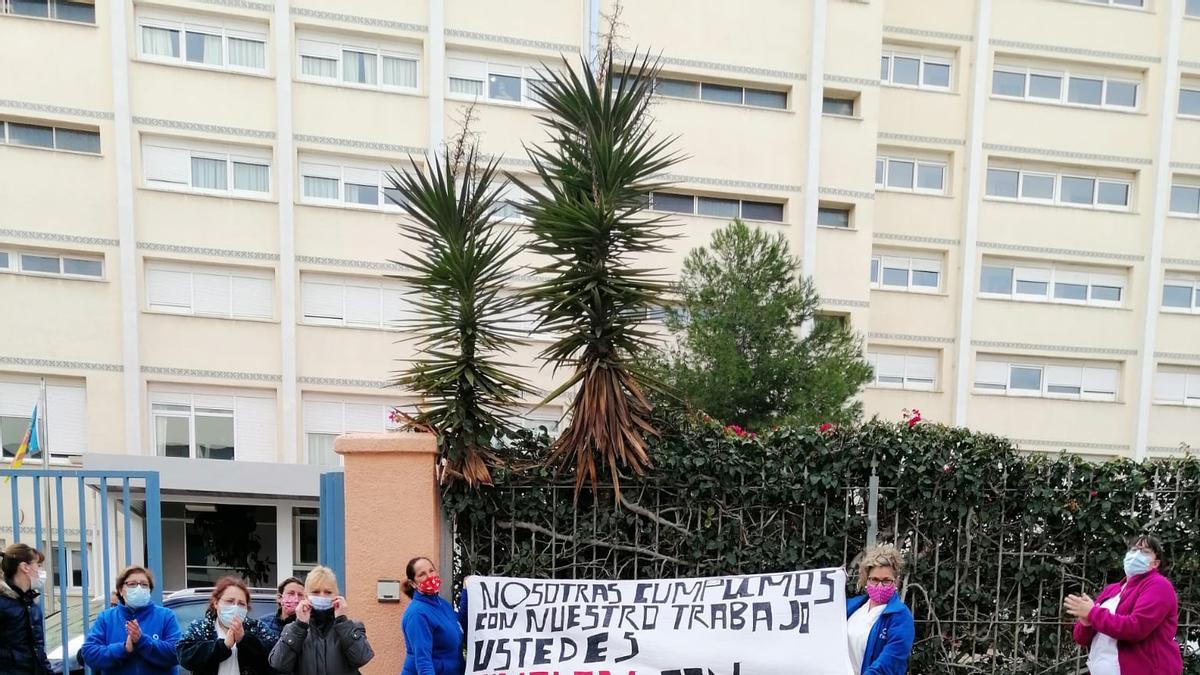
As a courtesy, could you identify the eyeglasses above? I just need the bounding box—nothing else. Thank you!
[123,582,151,589]
[867,578,896,586]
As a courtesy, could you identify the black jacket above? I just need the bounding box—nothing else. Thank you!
[0,575,51,674]
[177,615,278,675]
[268,613,373,675]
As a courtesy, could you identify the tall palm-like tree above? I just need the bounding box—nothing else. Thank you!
[514,50,683,499]
[388,147,534,486]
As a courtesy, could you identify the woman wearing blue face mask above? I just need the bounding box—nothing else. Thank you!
[177,576,278,675]
[80,565,181,674]
[0,543,52,673]
[268,565,373,675]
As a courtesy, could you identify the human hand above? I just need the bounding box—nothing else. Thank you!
[1063,593,1095,621]
[126,619,141,643]
[296,599,312,624]
[224,616,244,648]
[333,596,348,618]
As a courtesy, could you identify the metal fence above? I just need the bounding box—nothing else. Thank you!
[449,478,1200,675]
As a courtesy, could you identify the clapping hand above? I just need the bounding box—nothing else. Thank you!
[124,620,141,652]
[224,616,245,648]
[1063,593,1095,625]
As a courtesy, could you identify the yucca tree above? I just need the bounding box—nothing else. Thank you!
[513,51,683,499]
[388,147,534,486]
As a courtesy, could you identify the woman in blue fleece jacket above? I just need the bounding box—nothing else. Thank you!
[400,556,465,675]
[845,544,915,675]
[81,565,182,674]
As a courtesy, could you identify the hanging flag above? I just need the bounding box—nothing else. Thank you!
[5,405,39,482]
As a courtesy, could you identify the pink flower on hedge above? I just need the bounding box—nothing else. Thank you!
[903,408,922,428]
[818,422,835,436]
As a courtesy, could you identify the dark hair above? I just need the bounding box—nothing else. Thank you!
[207,576,252,618]
[403,556,433,598]
[115,566,155,603]
[277,576,304,596]
[0,543,44,579]
[1130,533,1166,570]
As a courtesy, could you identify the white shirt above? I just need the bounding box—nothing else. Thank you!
[214,621,240,675]
[1088,590,1123,675]
[846,601,886,675]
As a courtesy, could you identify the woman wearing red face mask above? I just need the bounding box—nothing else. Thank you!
[400,557,464,675]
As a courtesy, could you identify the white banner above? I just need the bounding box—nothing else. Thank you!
[466,568,849,675]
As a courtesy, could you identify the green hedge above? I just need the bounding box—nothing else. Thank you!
[443,410,1200,674]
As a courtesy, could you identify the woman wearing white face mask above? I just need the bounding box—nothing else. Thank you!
[1065,533,1183,675]
[177,576,278,675]
[268,565,373,675]
[80,565,182,674]
[0,543,52,673]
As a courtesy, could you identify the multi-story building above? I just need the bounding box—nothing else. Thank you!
[2,0,1200,586]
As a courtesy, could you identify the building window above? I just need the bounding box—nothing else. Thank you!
[2,0,95,23]
[866,351,937,391]
[648,192,785,223]
[150,391,276,461]
[642,76,788,110]
[880,49,952,90]
[0,248,103,280]
[1154,367,1200,406]
[0,380,87,458]
[302,397,400,466]
[294,511,319,570]
[974,359,1119,401]
[980,261,1124,307]
[1078,0,1144,6]
[50,547,85,588]
[299,157,405,211]
[300,274,417,330]
[870,252,942,292]
[1163,277,1200,313]
[1180,87,1200,117]
[992,64,1139,111]
[448,54,549,106]
[875,155,947,195]
[298,34,419,91]
[1189,0,1200,16]
[822,92,856,117]
[1169,181,1200,217]
[985,165,1131,210]
[1,120,100,154]
[137,14,268,73]
[142,140,271,197]
[817,204,852,228]
[517,409,562,436]
[145,263,274,319]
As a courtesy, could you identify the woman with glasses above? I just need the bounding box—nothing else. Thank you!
[177,576,278,675]
[1065,533,1183,675]
[845,544,915,675]
[81,565,181,674]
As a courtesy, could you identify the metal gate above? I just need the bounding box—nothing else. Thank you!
[0,468,162,666]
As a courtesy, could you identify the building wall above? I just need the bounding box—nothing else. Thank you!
[2,0,1199,465]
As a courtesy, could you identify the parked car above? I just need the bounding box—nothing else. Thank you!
[50,586,277,674]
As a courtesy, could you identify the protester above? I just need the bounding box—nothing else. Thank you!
[0,543,52,673]
[177,576,278,675]
[400,556,464,675]
[268,565,373,674]
[262,577,305,636]
[80,565,181,674]
[845,544,915,675]
[1066,533,1183,675]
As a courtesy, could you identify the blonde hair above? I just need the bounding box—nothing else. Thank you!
[304,565,340,595]
[856,544,904,590]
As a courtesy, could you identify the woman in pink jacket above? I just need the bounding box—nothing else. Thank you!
[1064,534,1182,675]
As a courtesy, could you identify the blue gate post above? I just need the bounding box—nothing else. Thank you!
[319,471,346,585]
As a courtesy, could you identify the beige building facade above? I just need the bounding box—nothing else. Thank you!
[2,0,1200,544]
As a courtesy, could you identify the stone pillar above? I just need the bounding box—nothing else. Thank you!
[336,432,440,675]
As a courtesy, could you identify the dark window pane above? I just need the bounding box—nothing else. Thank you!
[298,519,319,564]
[10,0,48,17]
[912,270,939,287]
[992,70,1026,97]
[1180,88,1200,116]
[696,197,739,219]
[63,258,102,277]
[55,0,95,22]
[344,183,378,205]
[1169,185,1200,214]
[0,252,8,269]
[870,259,880,283]
[745,88,787,109]
[656,78,699,99]
[886,160,914,189]
[700,83,743,105]
[651,192,694,214]
[9,123,54,149]
[891,57,920,85]
[1060,177,1096,204]
[740,200,784,222]
[1105,81,1137,107]
[55,128,100,154]
[1163,284,1193,308]
[1091,285,1122,302]
[880,56,889,81]
[155,416,189,458]
[488,74,522,102]
[1029,74,1062,99]
[923,62,951,87]
[1054,282,1088,301]
[196,415,234,460]
[1021,174,1055,200]
[882,266,909,287]
[822,97,855,116]
[20,254,60,274]
[980,266,1013,294]
[818,207,850,228]
[917,164,944,191]
[1010,366,1042,391]
[986,169,1019,198]
[1016,280,1048,296]
[1097,181,1129,207]
[1067,77,1103,105]
[0,417,28,457]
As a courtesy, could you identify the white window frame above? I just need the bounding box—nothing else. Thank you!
[991,63,1139,111]
[0,248,104,281]
[880,49,954,91]
[648,191,786,223]
[0,0,96,24]
[136,14,269,75]
[1180,86,1200,118]
[1076,0,1146,8]
[973,359,1119,401]
[150,395,237,461]
[144,262,275,320]
[293,512,320,566]
[300,274,417,330]
[984,165,1131,211]
[978,260,1125,308]
[869,252,942,293]
[1169,180,1200,218]
[866,351,938,391]
[1162,276,1200,314]
[0,119,102,155]
[875,155,948,195]
[447,54,546,108]
[298,156,404,211]
[645,75,790,111]
[297,34,420,93]
[142,140,272,198]
[1153,368,1200,406]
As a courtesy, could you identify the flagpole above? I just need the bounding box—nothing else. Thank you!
[39,378,53,614]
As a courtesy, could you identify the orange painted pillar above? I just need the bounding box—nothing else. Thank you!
[336,432,441,675]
